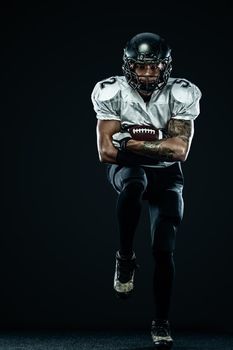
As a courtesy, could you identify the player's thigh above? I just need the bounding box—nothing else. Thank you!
[158,186,184,223]
[156,163,184,222]
[106,164,148,193]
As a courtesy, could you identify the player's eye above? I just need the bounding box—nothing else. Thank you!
[149,64,156,70]
[136,64,145,70]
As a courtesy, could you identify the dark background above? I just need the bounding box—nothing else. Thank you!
[1,2,233,333]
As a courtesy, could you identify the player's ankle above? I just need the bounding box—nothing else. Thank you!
[119,250,134,259]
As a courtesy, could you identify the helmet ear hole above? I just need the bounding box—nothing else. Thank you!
[122,32,172,93]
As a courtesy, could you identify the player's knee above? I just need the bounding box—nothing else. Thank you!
[151,216,180,253]
[122,179,147,197]
[162,213,183,228]
[157,216,181,236]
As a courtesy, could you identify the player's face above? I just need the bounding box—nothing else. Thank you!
[134,63,162,79]
[133,63,164,95]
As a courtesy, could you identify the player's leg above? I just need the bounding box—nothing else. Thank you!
[148,163,184,348]
[107,164,148,257]
[106,164,148,298]
[149,194,183,321]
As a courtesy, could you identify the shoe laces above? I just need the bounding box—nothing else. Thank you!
[152,320,170,337]
[116,253,139,282]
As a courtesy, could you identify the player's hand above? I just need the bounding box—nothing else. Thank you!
[112,131,132,151]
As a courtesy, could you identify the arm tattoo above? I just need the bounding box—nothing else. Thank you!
[139,119,193,162]
[142,140,175,161]
[167,119,193,143]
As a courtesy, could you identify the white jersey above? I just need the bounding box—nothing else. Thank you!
[91,75,202,168]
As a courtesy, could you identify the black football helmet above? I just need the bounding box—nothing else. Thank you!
[122,32,172,94]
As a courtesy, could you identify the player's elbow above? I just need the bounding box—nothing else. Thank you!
[172,137,190,162]
[98,147,117,163]
[98,150,108,163]
[178,152,188,162]
[176,146,189,162]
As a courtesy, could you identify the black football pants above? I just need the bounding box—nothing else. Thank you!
[106,162,184,320]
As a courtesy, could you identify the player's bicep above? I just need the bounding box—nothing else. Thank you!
[167,118,194,144]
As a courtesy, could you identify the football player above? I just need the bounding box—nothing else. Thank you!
[91,32,201,349]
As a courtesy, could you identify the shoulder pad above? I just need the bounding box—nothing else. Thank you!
[171,78,201,104]
[95,76,121,102]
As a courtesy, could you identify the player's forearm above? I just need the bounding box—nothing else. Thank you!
[99,148,161,166]
[126,137,188,162]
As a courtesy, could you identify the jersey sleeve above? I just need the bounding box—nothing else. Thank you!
[91,78,121,121]
[170,79,202,121]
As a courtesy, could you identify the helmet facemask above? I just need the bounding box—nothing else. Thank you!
[122,53,172,94]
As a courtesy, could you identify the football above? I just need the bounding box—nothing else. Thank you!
[126,125,162,141]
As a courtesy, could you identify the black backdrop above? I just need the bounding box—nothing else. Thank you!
[1,2,233,333]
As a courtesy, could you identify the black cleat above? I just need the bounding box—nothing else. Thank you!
[151,319,174,349]
[113,250,138,299]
